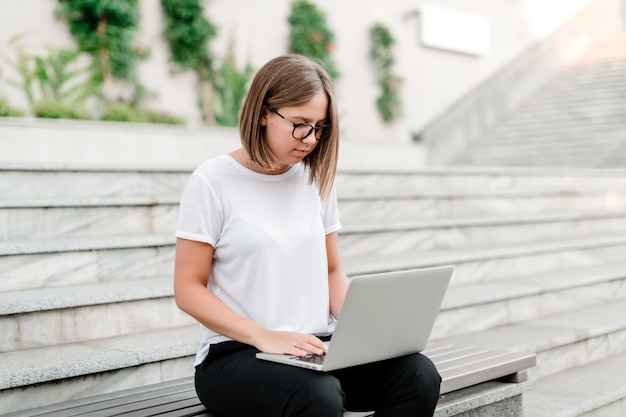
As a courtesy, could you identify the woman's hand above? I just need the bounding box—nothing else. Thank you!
[254,329,328,357]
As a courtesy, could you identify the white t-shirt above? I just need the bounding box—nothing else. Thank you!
[175,154,341,366]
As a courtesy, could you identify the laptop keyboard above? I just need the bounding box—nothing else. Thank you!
[295,353,326,365]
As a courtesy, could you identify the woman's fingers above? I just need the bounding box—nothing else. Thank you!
[292,336,326,356]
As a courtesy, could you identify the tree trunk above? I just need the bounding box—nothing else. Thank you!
[198,65,215,125]
[97,18,114,103]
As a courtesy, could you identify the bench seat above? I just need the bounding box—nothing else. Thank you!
[3,344,535,417]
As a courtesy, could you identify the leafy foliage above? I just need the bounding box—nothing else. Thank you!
[369,23,401,123]
[32,47,99,104]
[288,0,338,79]
[160,0,216,79]
[101,101,184,124]
[160,0,218,123]
[1,38,37,106]
[161,0,250,126]
[1,38,95,118]
[34,98,89,119]
[57,0,142,101]
[212,41,253,127]
[0,96,24,117]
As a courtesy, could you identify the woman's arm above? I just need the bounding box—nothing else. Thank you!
[174,237,326,355]
[326,231,350,319]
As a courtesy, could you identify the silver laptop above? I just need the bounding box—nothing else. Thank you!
[256,265,453,371]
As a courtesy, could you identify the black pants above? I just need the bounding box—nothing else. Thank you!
[195,340,441,417]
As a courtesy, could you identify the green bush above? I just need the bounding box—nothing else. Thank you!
[141,108,185,125]
[100,101,142,122]
[369,23,402,123]
[160,0,217,124]
[57,0,142,101]
[33,98,89,119]
[0,96,24,117]
[212,41,253,127]
[101,101,184,125]
[288,0,339,79]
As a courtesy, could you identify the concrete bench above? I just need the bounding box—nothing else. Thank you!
[3,343,535,417]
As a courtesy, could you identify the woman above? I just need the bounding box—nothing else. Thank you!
[174,54,441,417]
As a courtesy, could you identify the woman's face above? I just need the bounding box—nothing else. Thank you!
[261,90,328,173]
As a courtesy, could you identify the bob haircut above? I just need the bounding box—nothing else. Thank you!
[239,54,339,200]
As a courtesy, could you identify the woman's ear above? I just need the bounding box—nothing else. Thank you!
[260,107,268,126]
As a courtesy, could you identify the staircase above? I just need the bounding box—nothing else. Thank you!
[453,32,626,168]
[1,156,626,415]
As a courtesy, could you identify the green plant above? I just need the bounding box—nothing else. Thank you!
[100,101,142,122]
[160,0,217,123]
[33,46,99,104]
[1,37,39,107]
[369,23,402,123]
[212,40,253,127]
[2,38,95,118]
[57,0,142,103]
[142,109,185,125]
[33,98,89,119]
[288,0,339,79]
[101,101,185,125]
[0,96,24,117]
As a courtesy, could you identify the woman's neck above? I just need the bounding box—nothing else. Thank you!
[230,148,292,175]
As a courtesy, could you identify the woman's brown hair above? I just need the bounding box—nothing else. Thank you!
[239,54,339,199]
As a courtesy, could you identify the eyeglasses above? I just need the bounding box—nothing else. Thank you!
[267,107,330,141]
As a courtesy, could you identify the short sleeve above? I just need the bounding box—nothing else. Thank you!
[175,173,223,246]
[322,185,342,235]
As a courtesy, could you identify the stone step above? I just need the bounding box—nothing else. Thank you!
[523,351,626,417]
[519,84,626,103]
[343,233,626,284]
[516,90,626,109]
[526,89,626,110]
[339,210,626,257]
[0,196,180,240]
[0,118,426,170]
[339,188,624,221]
[544,60,626,81]
[479,122,626,140]
[335,167,626,195]
[459,137,626,164]
[4,164,626,200]
[530,71,626,99]
[0,326,198,413]
[0,234,174,292]
[433,261,626,339]
[0,118,240,167]
[0,278,194,353]
[461,137,626,165]
[2,232,625,292]
[460,147,625,166]
[454,34,626,170]
[0,163,191,200]
[2,258,623,354]
[4,194,624,248]
[494,118,626,137]
[470,131,626,147]
[2,188,624,241]
[438,298,626,379]
[460,158,625,169]
[459,151,626,168]
[461,150,625,164]
[1,298,624,413]
[472,132,625,150]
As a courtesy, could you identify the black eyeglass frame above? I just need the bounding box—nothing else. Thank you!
[266,107,330,141]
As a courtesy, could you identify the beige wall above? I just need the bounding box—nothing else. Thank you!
[0,0,608,146]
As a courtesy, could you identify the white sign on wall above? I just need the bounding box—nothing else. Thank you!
[420,4,492,56]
